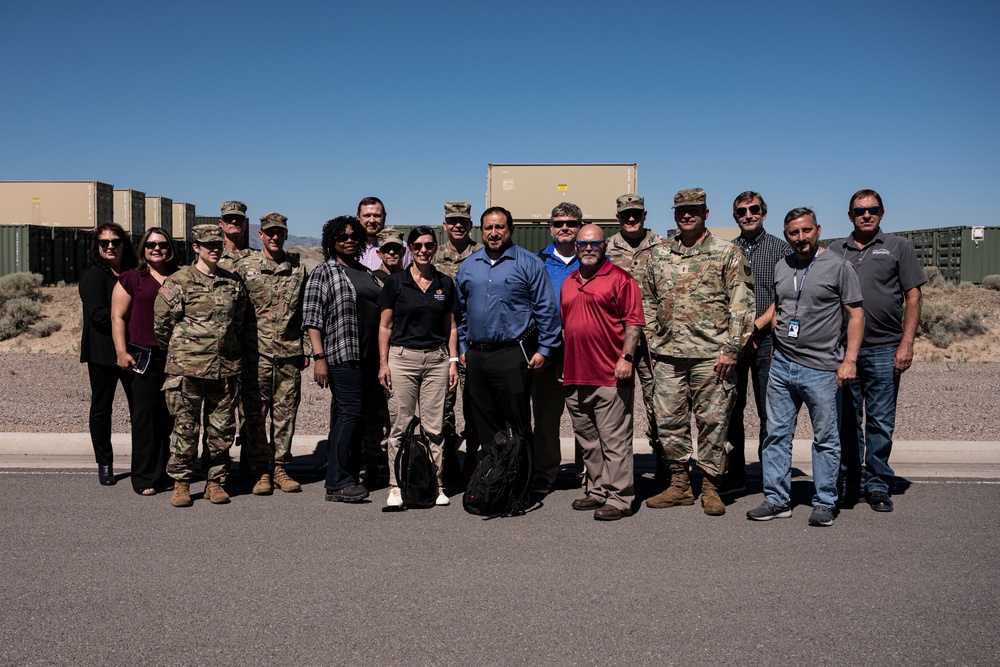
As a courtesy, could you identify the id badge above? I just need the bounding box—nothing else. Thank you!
[788,319,800,339]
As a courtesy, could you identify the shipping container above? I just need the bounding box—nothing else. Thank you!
[0,225,97,284]
[113,189,146,235]
[171,202,195,242]
[0,181,114,228]
[893,226,1000,283]
[145,196,173,235]
[486,164,638,225]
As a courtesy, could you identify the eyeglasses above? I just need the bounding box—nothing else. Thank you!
[735,205,762,217]
[851,206,882,217]
[144,241,170,250]
[198,242,224,251]
[379,245,403,255]
[335,233,362,243]
[409,242,437,252]
[98,239,122,249]
[576,240,604,250]
[551,219,581,229]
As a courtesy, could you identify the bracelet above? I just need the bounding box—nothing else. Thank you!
[448,357,459,363]
[313,352,326,360]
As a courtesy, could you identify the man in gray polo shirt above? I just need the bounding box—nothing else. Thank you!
[747,207,864,527]
[828,189,925,512]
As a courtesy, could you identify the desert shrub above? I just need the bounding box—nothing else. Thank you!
[982,275,1000,291]
[31,317,62,338]
[923,265,941,283]
[0,273,47,341]
[0,272,43,307]
[0,318,17,341]
[919,301,990,348]
[3,297,42,328]
[956,312,989,337]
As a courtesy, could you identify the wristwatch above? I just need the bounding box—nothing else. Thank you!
[622,353,634,362]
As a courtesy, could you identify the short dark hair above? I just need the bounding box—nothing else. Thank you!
[357,196,386,216]
[321,216,363,262]
[783,207,818,227]
[88,223,137,271]
[849,189,883,211]
[733,191,767,215]
[407,226,437,245]
[136,227,178,276]
[480,206,513,231]
[550,202,582,222]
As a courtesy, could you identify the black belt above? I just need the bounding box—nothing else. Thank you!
[468,341,519,352]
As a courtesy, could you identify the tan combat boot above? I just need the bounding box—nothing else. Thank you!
[272,465,302,493]
[645,462,695,508]
[171,481,193,507]
[205,480,231,504]
[252,471,273,496]
[700,474,726,516]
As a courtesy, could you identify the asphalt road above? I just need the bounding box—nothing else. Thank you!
[1,469,997,666]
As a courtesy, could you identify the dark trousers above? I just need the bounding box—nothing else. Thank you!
[464,346,533,462]
[325,362,364,491]
[129,352,173,491]
[726,337,773,478]
[86,362,134,466]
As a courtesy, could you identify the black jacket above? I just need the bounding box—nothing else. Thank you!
[79,265,118,366]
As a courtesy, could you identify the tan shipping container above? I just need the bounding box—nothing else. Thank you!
[171,202,195,242]
[113,189,146,235]
[145,196,173,235]
[0,180,114,228]
[486,164,638,225]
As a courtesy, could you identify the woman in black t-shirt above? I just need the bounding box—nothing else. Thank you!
[377,226,459,508]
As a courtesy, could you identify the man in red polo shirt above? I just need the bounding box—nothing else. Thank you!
[561,224,645,521]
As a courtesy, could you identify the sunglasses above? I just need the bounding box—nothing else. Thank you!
[198,242,224,251]
[98,239,122,249]
[335,233,363,243]
[144,241,171,250]
[619,209,643,219]
[851,206,882,216]
[576,240,604,250]
[379,245,403,255]
[222,215,246,224]
[735,205,762,217]
[409,242,437,252]
[551,219,581,229]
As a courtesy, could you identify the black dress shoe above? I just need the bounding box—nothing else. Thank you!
[98,464,116,486]
[867,490,894,512]
[571,496,604,511]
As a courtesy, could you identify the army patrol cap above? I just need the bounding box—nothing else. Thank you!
[444,201,472,219]
[259,212,288,231]
[377,227,404,248]
[616,194,645,213]
[192,224,225,244]
[220,200,248,218]
[672,188,707,208]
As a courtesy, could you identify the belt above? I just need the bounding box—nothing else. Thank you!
[468,341,519,352]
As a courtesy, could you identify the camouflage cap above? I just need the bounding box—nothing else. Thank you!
[259,212,288,231]
[192,224,225,244]
[672,188,707,208]
[377,227,404,248]
[220,200,248,218]
[616,194,645,213]
[444,201,472,219]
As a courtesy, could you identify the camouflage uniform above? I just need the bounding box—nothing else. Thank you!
[435,238,479,442]
[640,230,754,475]
[155,258,247,483]
[234,248,307,472]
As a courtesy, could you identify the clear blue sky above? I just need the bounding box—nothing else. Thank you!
[2,1,997,240]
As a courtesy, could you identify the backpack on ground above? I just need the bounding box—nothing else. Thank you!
[463,423,532,518]
[394,417,437,509]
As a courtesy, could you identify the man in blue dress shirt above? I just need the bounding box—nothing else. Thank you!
[457,206,562,466]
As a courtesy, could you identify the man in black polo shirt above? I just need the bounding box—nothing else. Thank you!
[829,189,925,512]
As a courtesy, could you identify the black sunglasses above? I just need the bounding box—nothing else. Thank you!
[735,205,762,217]
[409,241,437,251]
[551,219,581,229]
[98,239,122,249]
[197,242,224,251]
[851,206,882,216]
[335,233,363,243]
[144,241,171,250]
[222,215,246,224]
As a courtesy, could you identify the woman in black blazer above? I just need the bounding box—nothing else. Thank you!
[79,223,137,486]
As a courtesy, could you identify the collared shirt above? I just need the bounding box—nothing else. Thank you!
[606,229,664,282]
[561,258,644,387]
[456,243,561,356]
[733,228,792,318]
[639,230,755,359]
[217,247,250,273]
[435,239,480,280]
[233,250,308,359]
[537,242,580,313]
[359,240,411,272]
[377,267,459,349]
[301,259,361,365]
[828,229,926,348]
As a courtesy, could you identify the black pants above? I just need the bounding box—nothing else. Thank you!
[129,352,173,491]
[87,362,135,466]
[464,346,533,462]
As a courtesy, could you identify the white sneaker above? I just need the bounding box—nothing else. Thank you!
[435,488,450,506]
[386,486,403,508]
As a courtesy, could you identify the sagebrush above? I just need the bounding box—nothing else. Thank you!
[0,273,54,342]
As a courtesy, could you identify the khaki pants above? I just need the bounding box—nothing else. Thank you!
[565,384,635,511]
[386,345,449,487]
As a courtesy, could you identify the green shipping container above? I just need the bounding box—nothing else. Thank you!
[893,226,1000,283]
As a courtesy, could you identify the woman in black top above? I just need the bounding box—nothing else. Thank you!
[79,223,137,486]
[377,226,459,508]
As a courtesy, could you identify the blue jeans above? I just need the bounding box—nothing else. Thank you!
[325,363,363,491]
[761,351,842,508]
[840,345,899,495]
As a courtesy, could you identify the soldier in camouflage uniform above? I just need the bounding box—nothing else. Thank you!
[234,213,309,496]
[434,201,480,481]
[155,224,248,507]
[639,188,754,516]
[605,194,666,481]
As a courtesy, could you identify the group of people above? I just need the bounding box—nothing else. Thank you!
[79,187,924,525]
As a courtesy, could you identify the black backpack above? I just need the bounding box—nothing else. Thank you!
[463,423,533,518]
[394,417,438,510]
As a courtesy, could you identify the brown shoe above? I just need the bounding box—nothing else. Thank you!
[594,505,632,521]
[272,465,302,493]
[205,480,231,504]
[170,481,192,508]
[700,474,726,516]
[645,462,695,508]
[252,472,273,496]
[572,496,604,511]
